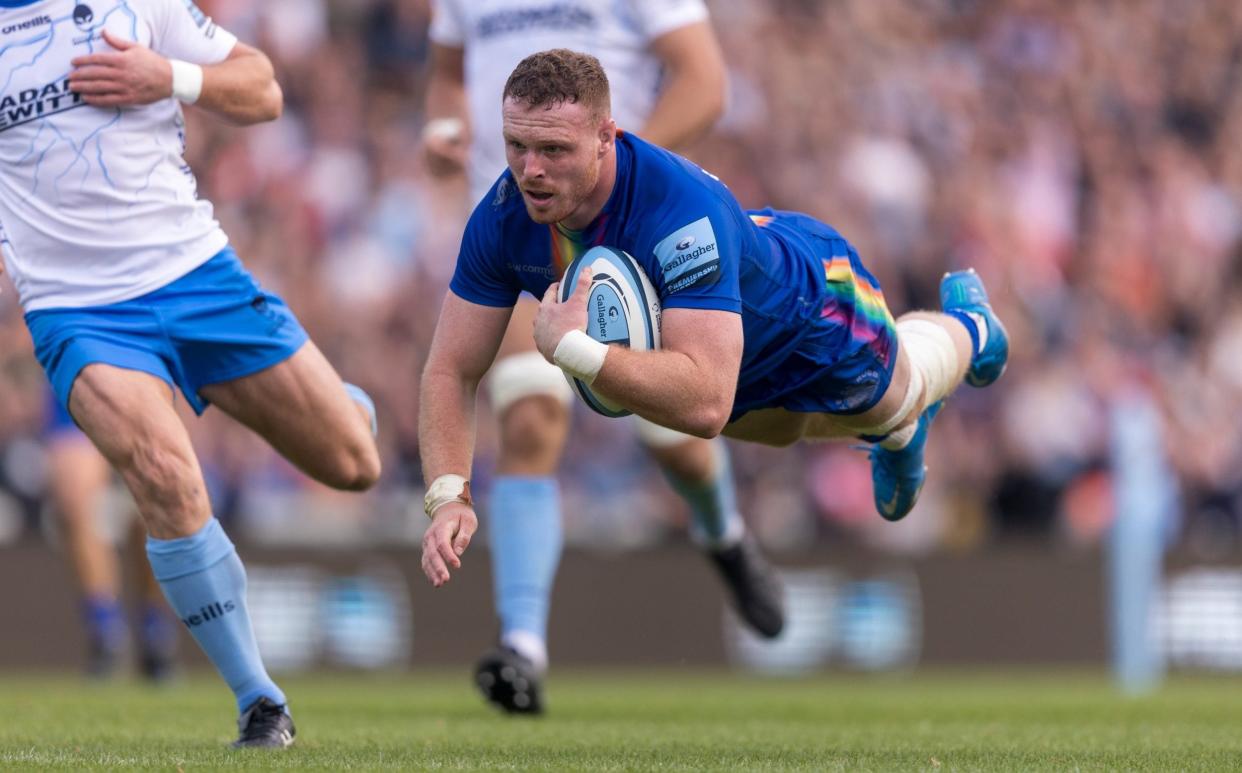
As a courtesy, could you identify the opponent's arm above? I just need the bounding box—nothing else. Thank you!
[639,20,727,150]
[423,42,471,176]
[535,271,742,438]
[69,31,281,125]
[419,291,512,586]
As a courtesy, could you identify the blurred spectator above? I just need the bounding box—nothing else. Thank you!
[2,0,1240,554]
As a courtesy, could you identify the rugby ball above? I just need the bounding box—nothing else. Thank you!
[557,246,661,417]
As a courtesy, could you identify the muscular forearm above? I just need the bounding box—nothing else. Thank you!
[418,369,480,483]
[195,50,282,125]
[590,346,735,438]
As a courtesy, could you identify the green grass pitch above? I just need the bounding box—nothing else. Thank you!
[1,670,1239,770]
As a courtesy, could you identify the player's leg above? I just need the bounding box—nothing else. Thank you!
[141,248,380,492]
[45,400,126,678]
[637,423,784,638]
[129,516,179,681]
[196,340,380,491]
[66,364,292,747]
[802,271,1008,521]
[475,297,572,715]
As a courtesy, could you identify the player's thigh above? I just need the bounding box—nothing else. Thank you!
[722,408,808,447]
[813,346,916,436]
[490,295,572,471]
[69,364,181,462]
[198,341,377,482]
[68,364,211,536]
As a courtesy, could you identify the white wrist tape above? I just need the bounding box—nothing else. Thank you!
[423,117,464,142]
[423,474,472,519]
[553,329,608,384]
[169,59,203,104]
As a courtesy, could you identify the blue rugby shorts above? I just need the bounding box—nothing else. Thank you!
[26,246,308,415]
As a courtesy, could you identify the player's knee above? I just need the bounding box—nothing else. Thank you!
[323,439,382,492]
[489,352,572,417]
[115,440,204,522]
[498,395,569,470]
[643,425,717,483]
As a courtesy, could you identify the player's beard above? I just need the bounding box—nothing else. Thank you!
[523,162,600,226]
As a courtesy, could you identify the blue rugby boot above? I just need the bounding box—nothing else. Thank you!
[940,269,1009,387]
[869,401,942,522]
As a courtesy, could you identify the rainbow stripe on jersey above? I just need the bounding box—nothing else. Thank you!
[549,215,611,277]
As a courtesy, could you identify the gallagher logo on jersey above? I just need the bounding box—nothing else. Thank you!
[655,217,721,293]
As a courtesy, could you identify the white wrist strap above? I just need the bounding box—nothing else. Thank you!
[169,59,203,104]
[423,117,464,142]
[423,474,472,519]
[553,329,608,384]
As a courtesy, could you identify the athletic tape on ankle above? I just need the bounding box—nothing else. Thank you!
[552,330,608,384]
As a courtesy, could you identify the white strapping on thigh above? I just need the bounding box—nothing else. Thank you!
[488,351,573,415]
[867,318,959,437]
[868,357,923,437]
[898,318,959,407]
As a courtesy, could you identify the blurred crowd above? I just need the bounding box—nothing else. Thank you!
[1,0,1240,555]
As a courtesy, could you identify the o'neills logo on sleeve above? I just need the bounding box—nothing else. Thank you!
[181,600,237,628]
[0,78,86,132]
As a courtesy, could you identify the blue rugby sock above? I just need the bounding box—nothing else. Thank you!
[139,603,178,658]
[663,439,744,549]
[944,310,981,358]
[146,519,285,713]
[488,476,562,664]
[82,595,126,652]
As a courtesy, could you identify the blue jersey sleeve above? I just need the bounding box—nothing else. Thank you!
[449,192,521,308]
[646,194,743,315]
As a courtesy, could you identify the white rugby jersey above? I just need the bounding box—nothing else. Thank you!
[429,0,709,203]
[0,0,238,311]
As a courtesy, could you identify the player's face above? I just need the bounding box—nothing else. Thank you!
[502,98,615,228]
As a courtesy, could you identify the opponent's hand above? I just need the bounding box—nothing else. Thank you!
[423,120,469,177]
[69,30,175,108]
[534,269,591,362]
[421,502,477,587]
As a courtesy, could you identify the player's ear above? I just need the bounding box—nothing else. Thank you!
[598,117,615,157]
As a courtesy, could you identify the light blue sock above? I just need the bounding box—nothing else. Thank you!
[662,438,744,548]
[344,382,378,437]
[488,477,563,643]
[146,518,285,713]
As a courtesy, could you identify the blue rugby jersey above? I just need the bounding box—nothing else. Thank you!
[450,132,895,417]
